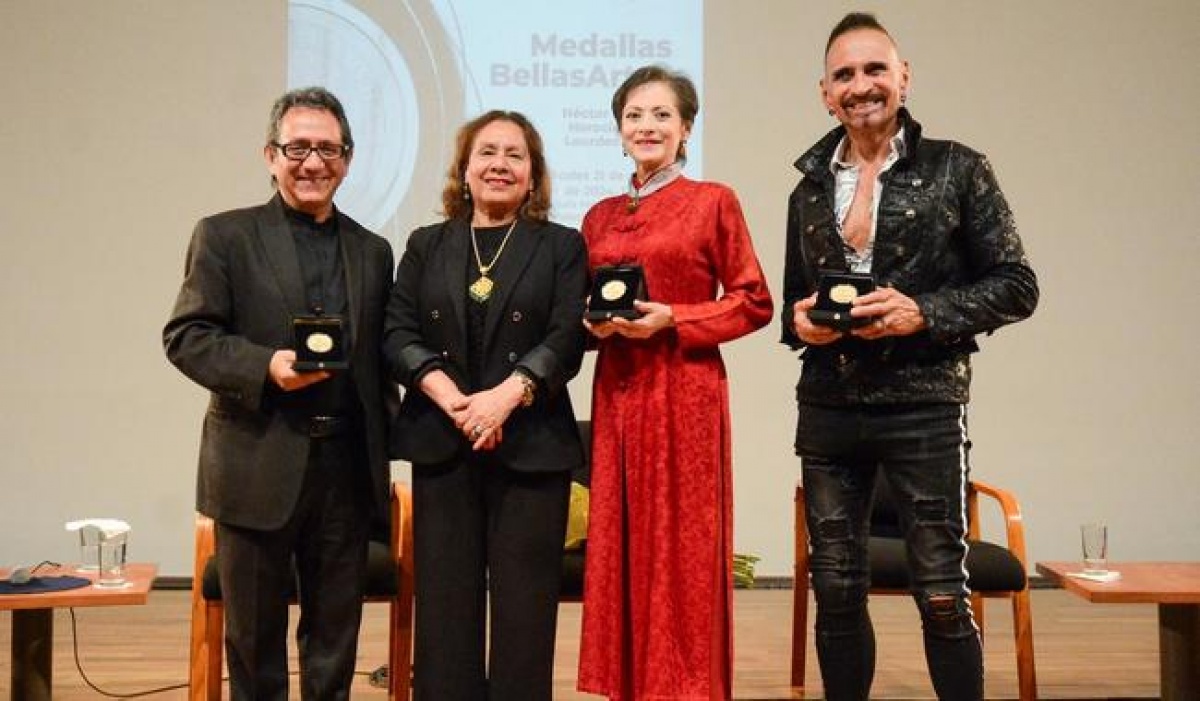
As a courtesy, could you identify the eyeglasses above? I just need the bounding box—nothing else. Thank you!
[271,141,350,162]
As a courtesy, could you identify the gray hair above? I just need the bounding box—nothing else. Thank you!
[266,86,354,149]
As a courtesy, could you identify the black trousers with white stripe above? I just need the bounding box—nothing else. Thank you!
[797,402,983,701]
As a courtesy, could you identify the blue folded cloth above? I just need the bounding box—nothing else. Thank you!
[0,575,91,595]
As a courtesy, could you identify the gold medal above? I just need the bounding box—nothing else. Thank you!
[601,279,627,302]
[830,283,858,304]
[469,275,494,303]
[305,332,334,354]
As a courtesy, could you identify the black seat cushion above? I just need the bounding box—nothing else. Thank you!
[868,536,1026,592]
[201,539,397,601]
[864,478,1026,593]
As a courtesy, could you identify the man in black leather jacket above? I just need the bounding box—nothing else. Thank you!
[780,13,1038,701]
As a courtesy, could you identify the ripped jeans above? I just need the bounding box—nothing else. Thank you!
[796,403,983,701]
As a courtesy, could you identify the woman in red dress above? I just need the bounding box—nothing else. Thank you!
[577,65,773,700]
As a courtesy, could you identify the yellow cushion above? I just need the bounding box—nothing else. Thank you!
[564,481,589,550]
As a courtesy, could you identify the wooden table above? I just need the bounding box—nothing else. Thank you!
[1037,561,1200,701]
[0,562,157,701]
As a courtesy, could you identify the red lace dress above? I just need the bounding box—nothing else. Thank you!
[577,177,773,700]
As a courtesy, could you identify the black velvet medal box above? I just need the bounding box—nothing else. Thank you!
[586,265,648,321]
[292,315,349,371]
[807,271,876,331]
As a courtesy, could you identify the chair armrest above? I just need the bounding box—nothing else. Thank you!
[388,481,416,698]
[193,514,215,600]
[390,481,414,572]
[794,481,809,588]
[969,480,1029,570]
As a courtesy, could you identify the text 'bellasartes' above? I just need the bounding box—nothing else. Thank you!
[490,33,675,89]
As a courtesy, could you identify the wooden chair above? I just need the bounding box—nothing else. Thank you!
[189,482,414,700]
[792,478,1037,701]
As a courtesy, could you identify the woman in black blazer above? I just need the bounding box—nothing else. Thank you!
[383,110,588,701]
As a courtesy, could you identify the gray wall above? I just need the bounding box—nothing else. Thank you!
[2,1,1197,577]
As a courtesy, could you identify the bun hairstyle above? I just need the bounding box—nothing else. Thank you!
[610,65,698,162]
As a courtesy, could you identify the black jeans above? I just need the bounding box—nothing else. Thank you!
[797,403,983,701]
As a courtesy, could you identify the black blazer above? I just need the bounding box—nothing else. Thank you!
[164,195,397,529]
[384,216,588,472]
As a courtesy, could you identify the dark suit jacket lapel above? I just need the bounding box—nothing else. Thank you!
[482,218,539,346]
[257,195,307,315]
[337,209,366,348]
[441,218,471,342]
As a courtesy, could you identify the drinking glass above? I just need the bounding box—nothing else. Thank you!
[77,527,101,572]
[95,539,127,588]
[1080,522,1108,576]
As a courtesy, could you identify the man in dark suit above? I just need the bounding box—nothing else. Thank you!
[164,87,396,700]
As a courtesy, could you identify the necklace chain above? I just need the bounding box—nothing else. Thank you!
[468,219,518,303]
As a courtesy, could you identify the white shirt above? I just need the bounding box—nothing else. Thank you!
[829,128,907,273]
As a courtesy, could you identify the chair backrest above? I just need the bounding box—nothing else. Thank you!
[868,477,975,540]
[561,420,591,601]
[571,420,591,487]
[868,477,903,539]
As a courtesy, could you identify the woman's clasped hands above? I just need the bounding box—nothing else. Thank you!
[449,374,529,451]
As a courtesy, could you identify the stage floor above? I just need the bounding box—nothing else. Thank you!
[0,588,1159,699]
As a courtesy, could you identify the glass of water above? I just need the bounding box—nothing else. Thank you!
[1080,522,1108,576]
[95,538,128,588]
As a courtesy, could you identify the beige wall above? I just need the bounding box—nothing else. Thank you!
[2,1,1197,577]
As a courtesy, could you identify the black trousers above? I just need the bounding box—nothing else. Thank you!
[798,402,983,701]
[215,434,371,701]
[412,453,570,701]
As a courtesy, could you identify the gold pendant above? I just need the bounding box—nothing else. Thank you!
[469,274,494,302]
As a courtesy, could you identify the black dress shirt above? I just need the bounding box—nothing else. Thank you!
[466,224,509,391]
[284,205,358,419]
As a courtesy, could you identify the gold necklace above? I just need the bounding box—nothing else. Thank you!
[468,219,518,303]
